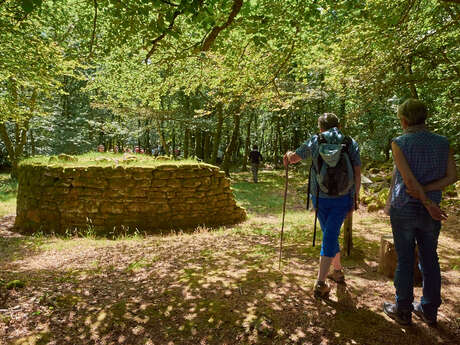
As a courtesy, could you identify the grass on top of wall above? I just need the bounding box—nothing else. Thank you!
[19,153,214,169]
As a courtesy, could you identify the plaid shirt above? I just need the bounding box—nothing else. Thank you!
[391,128,450,208]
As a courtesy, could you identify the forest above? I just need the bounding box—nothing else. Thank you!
[0,0,459,344]
[1,0,458,176]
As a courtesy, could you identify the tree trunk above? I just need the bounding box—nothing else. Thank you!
[211,103,224,164]
[144,119,151,154]
[222,113,240,177]
[30,129,36,156]
[172,126,176,157]
[0,121,28,179]
[242,112,253,171]
[273,117,281,168]
[195,129,203,159]
[406,58,419,99]
[203,131,211,162]
[153,117,169,155]
[342,213,353,257]
[184,128,190,158]
[379,235,422,285]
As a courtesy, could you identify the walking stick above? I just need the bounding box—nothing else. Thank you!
[279,164,289,270]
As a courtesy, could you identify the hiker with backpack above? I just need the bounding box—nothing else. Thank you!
[283,113,361,298]
[382,99,457,326]
[249,145,263,183]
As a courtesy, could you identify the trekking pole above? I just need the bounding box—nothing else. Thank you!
[278,163,289,270]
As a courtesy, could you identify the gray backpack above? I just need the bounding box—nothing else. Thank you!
[314,133,354,196]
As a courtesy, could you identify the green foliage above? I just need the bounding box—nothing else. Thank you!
[6,279,25,290]
[0,0,458,171]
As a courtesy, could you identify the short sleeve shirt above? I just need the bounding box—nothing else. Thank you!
[391,130,449,208]
[295,127,361,198]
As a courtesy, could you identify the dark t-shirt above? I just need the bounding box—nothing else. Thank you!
[249,150,263,164]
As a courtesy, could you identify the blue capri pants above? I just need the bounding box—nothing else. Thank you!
[312,194,353,257]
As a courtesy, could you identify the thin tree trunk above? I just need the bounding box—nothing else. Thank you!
[203,131,211,162]
[172,126,176,157]
[211,103,224,164]
[184,128,190,158]
[222,112,240,177]
[273,117,281,168]
[30,129,36,156]
[406,58,419,99]
[242,112,253,171]
[153,117,169,155]
[195,129,203,159]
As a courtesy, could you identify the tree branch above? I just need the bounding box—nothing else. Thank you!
[160,0,179,6]
[145,9,182,63]
[200,0,243,51]
[397,0,417,27]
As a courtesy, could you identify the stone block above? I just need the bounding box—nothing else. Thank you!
[182,178,202,188]
[100,202,125,215]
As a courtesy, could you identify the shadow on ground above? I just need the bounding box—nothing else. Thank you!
[1,228,458,345]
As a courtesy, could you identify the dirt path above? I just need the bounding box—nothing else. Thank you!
[0,211,459,345]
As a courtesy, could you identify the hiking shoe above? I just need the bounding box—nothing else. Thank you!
[413,302,437,326]
[383,302,412,325]
[314,281,331,299]
[327,269,345,283]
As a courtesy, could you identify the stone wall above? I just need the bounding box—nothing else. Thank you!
[15,163,246,235]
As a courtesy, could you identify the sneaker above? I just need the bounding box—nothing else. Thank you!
[314,281,331,299]
[383,302,412,325]
[327,269,345,283]
[413,302,437,326]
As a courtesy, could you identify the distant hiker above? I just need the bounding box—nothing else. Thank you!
[249,145,263,183]
[97,144,105,153]
[216,149,224,164]
[283,113,361,299]
[383,98,457,326]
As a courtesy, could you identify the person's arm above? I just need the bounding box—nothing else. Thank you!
[283,151,302,167]
[384,168,396,215]
[421,149,457,192]
[392,142,447,221]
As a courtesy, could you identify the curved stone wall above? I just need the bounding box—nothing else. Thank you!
[15,163,246,235]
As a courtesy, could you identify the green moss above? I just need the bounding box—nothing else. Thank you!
[6,279,25,289]
[19,153,214,169]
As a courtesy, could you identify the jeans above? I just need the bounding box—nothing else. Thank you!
[312,194,352,257]
[390,204,442,319]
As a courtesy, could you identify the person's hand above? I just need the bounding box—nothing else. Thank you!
[406,186,423,199]
[283,151,294,167]
[423,199,448,221]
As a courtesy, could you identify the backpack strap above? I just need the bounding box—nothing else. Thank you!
[342,136,353,154]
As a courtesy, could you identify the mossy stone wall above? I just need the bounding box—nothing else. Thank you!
[15,164,246,234]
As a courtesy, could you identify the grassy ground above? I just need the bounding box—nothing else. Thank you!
[0,170,459,345]
[0,174,16,218]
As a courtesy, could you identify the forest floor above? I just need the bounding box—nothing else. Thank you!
[0,170,459,345]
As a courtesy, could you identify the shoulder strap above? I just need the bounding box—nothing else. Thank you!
[317,133,327,144]
[341,136,353,154]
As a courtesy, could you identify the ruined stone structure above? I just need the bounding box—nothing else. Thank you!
[15,163,246,234]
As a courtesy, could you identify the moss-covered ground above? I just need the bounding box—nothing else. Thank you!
[0,169,459,345]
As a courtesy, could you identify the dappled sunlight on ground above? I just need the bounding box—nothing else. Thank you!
[0,170,458,344]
